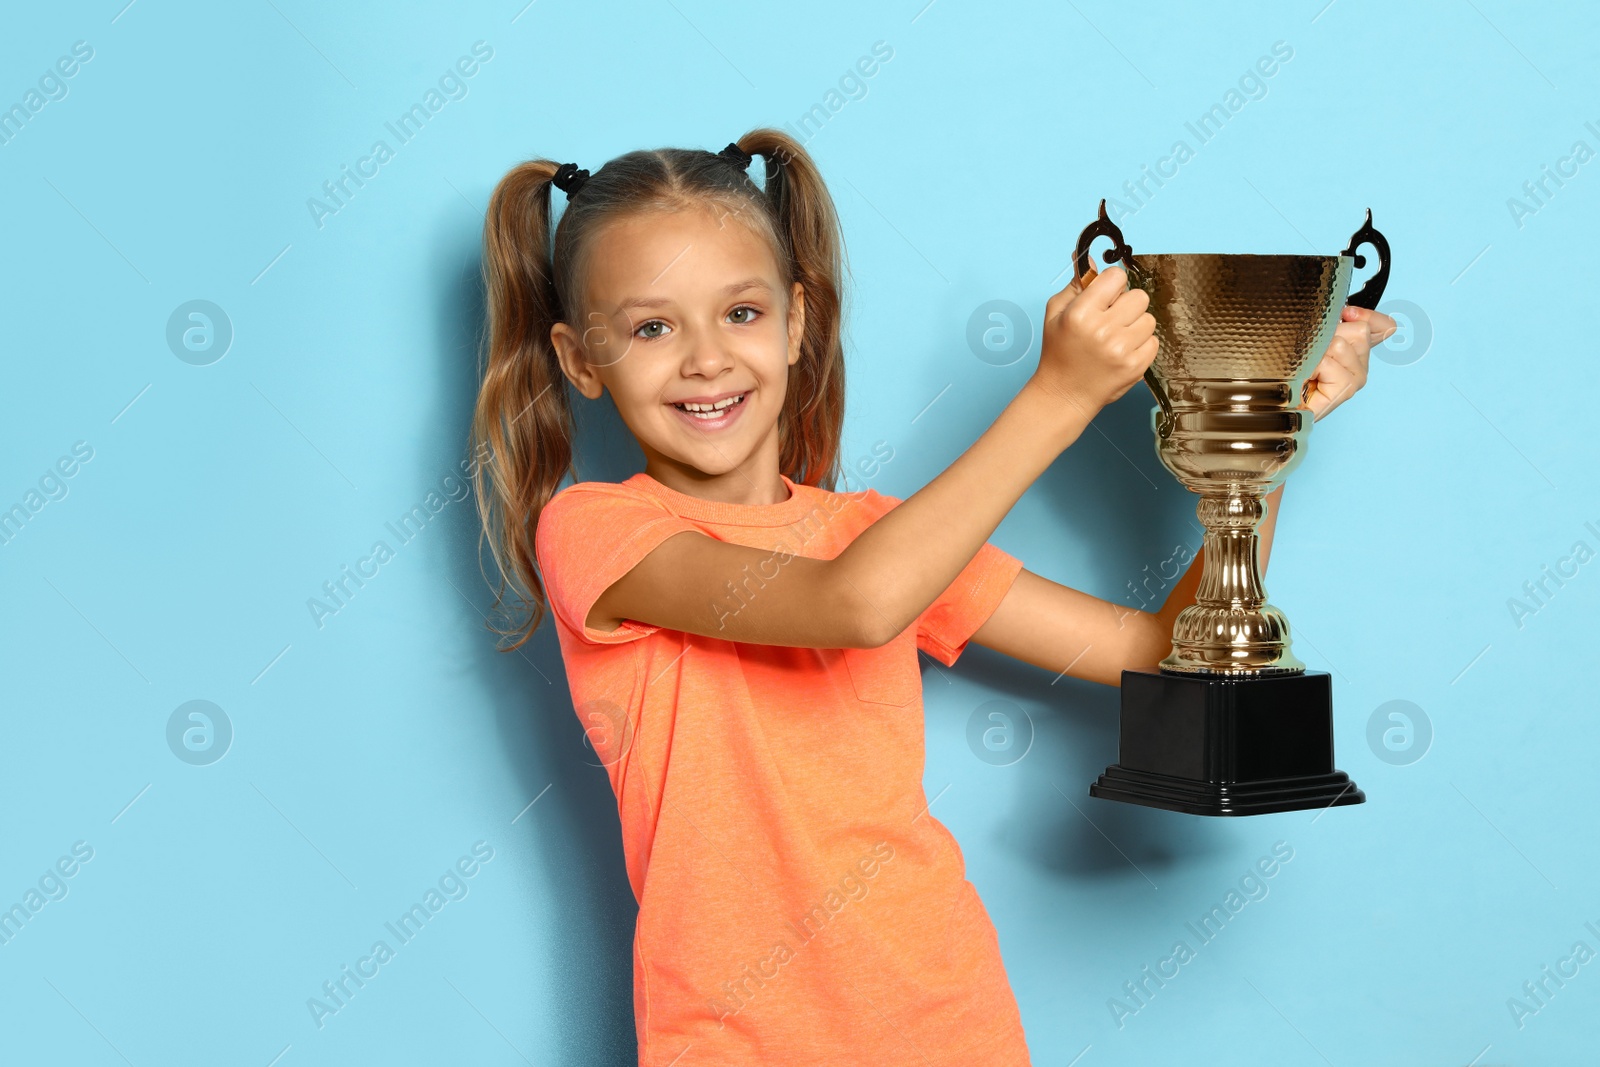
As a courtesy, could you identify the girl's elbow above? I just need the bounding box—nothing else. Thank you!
[841,609,896,649]
[820,562,896,649]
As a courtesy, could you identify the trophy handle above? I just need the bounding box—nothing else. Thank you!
[1072,200,1174,438]
[1341,208,1391,310]
[1073,198,1136,283]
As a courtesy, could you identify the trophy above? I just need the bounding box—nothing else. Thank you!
[1076,200,1390,816]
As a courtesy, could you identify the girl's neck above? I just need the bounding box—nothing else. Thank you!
[642,450,792,507]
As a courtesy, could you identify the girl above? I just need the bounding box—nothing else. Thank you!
[469,128,1393,1065]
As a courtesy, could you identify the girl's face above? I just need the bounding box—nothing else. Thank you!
[550,203,805,497]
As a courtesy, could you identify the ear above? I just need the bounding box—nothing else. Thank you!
[550,319,605,400]
[785,281,806,367]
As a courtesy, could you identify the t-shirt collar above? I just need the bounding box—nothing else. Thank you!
[625,471,828,527]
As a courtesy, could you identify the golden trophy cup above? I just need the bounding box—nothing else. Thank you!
[1076,201,1390,816]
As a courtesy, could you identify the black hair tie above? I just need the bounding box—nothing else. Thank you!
[551,161,589,197]
[553,144,746,197]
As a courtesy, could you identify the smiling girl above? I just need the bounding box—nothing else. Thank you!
[469,128,1391,1066]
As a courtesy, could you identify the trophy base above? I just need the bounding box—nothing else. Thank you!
[1089,668,1366,817]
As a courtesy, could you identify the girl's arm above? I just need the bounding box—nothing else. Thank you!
[968,302,1394,686]
[588,267,1157,649]
[966,482,1286,687]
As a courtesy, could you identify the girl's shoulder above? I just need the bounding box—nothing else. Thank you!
[837,480,903,518]
[534,477,681,566]
[546,475,664,511]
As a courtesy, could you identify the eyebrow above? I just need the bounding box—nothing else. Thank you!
[614,278,773,312]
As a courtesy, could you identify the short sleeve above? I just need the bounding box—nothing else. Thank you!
[534,482,702,645]
[916,541,1024,666]
[857,490,1025,668]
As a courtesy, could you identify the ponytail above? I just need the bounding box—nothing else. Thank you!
[470,160,573,651]
[736,129,848,495]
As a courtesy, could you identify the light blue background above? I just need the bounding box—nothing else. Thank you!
[3,1,1596,1064]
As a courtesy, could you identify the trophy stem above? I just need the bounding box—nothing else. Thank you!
[1160,490,1305,676]
[1194,492,1266,608]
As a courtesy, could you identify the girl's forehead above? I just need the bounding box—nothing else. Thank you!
[591,202,767,260]
[582,205,783,300]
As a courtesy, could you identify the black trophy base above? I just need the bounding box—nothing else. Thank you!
[1089,668,1365,817]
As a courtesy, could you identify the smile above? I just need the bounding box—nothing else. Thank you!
[669,391,749,429]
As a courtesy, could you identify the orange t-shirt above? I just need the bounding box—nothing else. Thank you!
[535,471,1031,1066]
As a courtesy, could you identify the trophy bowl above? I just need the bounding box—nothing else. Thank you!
[1076,201,1389,816]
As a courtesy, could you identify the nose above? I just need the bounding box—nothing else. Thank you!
[679,321,735,379]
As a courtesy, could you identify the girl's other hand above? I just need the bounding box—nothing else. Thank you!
[1302,305,1397,422]
[1031,266,1158,417]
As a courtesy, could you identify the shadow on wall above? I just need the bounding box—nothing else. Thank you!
[954,647,1239,881]
[939,388,1241,880]
[429,210,642,1066]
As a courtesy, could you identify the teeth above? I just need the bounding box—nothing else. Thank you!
[675,392,745,415]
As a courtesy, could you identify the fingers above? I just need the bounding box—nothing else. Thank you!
[1106,336,1159,401]
[1304,382,1338,421]
[1047,264,1137,329]
[1304,327,1371,420]
[1045,276,1083,321]
[1332,319,1373,374]
[1075,287,1154,371]
[1321,320,1369,363]
[1132,333,1158,369]
[1083,264,1130,308]
[1107,284,1151,328]
[1105,337,1159,403]
[1123,305,1157,348]
[1303,355,1350,419]
[1051,264,1126,320]
[1342,304,1398,345]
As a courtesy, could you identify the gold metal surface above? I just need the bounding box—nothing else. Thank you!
[1074,204,1384,676]
[1136,252,1349,674]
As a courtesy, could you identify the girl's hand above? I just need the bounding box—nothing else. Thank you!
[1032,266,1158,416]
[1302,305,1398,422]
